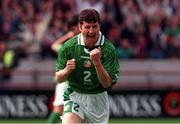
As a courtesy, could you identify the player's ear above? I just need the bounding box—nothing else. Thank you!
[99,23,101,28]
[78,23,82,31]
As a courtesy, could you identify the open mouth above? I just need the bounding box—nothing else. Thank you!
[87,35,95,39]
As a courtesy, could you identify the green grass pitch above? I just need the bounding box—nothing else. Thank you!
[1,118,180,123]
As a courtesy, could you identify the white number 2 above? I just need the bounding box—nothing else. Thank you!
[83,71,91,82]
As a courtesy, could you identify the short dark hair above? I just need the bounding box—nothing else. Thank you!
[67,14,79,30]
[78,9,101,24]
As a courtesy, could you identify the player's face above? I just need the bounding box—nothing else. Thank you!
[79,21,100,48]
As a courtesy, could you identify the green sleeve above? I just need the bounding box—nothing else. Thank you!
[55,45,67,72]
[103,48,120,85]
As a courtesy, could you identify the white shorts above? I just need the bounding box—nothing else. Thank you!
[63,88,109,123]
[53,81,68,106]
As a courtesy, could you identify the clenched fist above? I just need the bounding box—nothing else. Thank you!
[65,59,76,74]
[90,48,101,66]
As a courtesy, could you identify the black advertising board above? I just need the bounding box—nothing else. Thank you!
[109,90,180,118]
[0,89,54,118]
[1,89,180,118]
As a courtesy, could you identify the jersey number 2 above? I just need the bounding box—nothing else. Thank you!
[83,71,91,82]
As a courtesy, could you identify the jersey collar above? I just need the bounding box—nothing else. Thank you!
[78,32,105,46]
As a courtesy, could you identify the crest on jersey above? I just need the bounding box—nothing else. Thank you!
[83,59,91,68]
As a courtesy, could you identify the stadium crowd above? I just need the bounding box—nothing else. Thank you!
[0,0,179,61]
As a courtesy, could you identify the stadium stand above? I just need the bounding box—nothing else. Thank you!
[0,0,179,90]
[1,59,180,90]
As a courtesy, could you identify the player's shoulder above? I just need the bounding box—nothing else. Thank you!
[103,37,116,50]
[64,35,78,47]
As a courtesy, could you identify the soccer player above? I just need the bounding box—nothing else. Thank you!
[48,14,80,124]
[55,9,120,123]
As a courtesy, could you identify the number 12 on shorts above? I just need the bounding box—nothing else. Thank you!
[64,101,80,113]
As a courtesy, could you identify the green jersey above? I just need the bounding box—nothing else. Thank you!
[56,32,120,94]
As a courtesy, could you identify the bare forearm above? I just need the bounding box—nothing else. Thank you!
[55,69,69,83]
[94,63,112,88]
[89,48,112,88]
[55,59,76,83]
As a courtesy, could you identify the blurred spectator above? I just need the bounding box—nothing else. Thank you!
[101,9,113,36]
[40,19,64,59]
[164,35,180,58]
[116,38,135,59]
[134,34,148,58]
[120,19,135,44]
[165,15,180,46]
[148,20,165,58]
[107,23,121,47]
[76,0,103,13]
[0,42,19,82]
[0,0,179,60]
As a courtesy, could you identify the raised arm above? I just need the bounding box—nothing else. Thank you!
[51,31,75,52]
[90,48,112,88]
[55,59,76,83]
